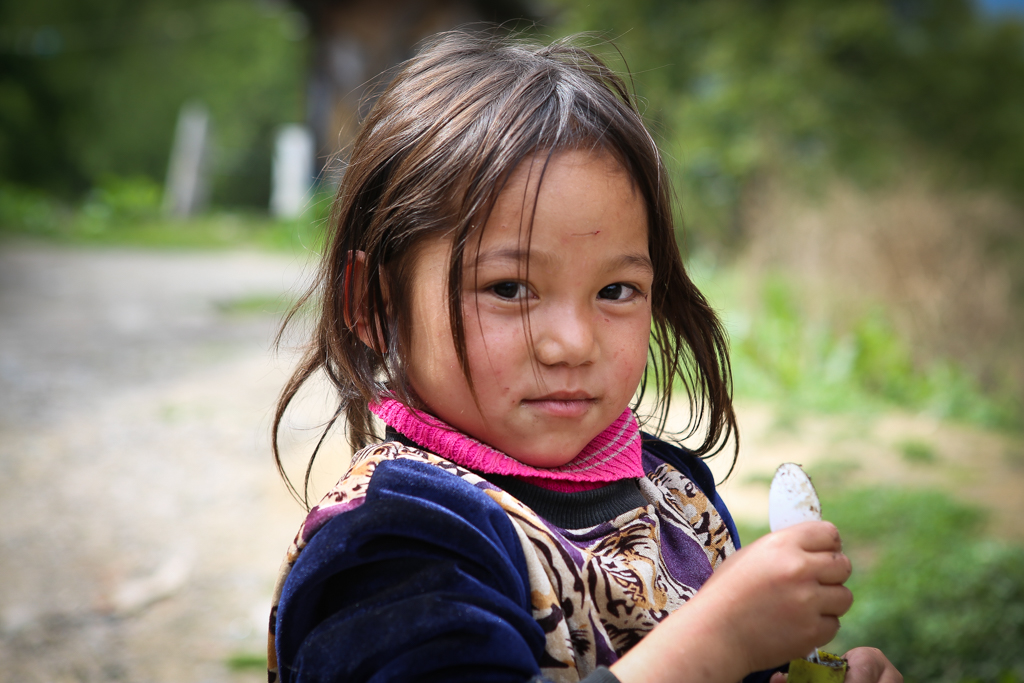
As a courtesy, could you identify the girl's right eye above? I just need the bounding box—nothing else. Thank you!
[490,282,527,300]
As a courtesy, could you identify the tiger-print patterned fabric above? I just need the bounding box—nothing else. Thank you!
[268,441,735,682]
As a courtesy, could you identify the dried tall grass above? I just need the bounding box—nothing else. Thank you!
[739,178,1024,395]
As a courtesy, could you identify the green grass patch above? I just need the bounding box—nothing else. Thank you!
[215,293,299,317]
[898,438,938,464]
[225,652,266,671]
[742,471,775,488]
[805,459,862,489]
[734,520,770,549]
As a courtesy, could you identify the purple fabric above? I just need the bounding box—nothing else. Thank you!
[658,515,715,588]
[302,498,364,542]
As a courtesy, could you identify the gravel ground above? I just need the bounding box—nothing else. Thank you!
[0,244,316,682]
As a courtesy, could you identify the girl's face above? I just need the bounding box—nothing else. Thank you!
[406,149,653,467]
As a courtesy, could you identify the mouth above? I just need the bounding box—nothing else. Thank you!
[521,392,597,418]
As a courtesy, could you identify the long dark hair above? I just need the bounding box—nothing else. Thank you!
[274,30,736,507]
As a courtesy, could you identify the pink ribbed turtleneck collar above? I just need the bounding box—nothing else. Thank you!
[369,398,643,492]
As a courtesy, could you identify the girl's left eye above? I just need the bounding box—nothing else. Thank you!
[490,282,528,300]
[598,283,636,301]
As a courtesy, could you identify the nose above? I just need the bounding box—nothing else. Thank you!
[531,303,598,367]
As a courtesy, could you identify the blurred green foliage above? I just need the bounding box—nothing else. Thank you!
[831,489,1024,682]
[694,264,1023,429]
[827,489,1024,679]
[0,0,306,205]
[552,0,1024,241]
[739,488,1024,683]
[898,437,938,463]
[225,651,266,671]
[6,0,1023,220]
[0,181,329,251]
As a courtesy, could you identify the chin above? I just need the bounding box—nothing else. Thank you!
[507,441,585,469]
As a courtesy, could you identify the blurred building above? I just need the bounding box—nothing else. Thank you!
[289,0,539,179]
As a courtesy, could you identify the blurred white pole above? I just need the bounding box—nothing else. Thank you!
[271,124,314,219]
[163,102,210,217]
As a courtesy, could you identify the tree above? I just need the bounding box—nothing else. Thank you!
[0,0,307,205]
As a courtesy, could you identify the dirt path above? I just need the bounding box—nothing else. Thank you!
[0,244,313,682]
[1,243,1021,682]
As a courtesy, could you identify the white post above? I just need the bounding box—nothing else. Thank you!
[163,102,210,217]
[270,124,314,219]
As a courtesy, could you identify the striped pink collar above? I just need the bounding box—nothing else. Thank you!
[369,398,643,492]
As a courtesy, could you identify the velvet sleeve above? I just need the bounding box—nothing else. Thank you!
[274,458,570,683]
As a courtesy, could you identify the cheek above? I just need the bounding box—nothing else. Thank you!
[614,317,652,384]
[462,308,531,382]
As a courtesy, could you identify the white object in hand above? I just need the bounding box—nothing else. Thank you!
[769,463,822,532]
[768,463,825,664]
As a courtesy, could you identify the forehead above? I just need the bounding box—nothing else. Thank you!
[500,147,638,200]
[474,148,649,259]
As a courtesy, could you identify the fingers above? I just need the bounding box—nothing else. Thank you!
[817,550,853,585]
[774,529,852,585]
[844,647,903,683]
[787,520,843,552]
[819,584,853,617]
[769,673,788,683]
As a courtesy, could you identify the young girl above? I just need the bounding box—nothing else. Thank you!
[268,31,901,683]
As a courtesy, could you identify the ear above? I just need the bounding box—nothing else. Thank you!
[343,250,387,353]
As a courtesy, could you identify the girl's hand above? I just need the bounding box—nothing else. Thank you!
[697,520,854,675]
[768,647,903,683]
[610,520,853,683]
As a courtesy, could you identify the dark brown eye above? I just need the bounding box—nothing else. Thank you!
[491,282,526,299]
[598,284,633,300]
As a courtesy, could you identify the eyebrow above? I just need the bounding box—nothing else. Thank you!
[471,248,653,274]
